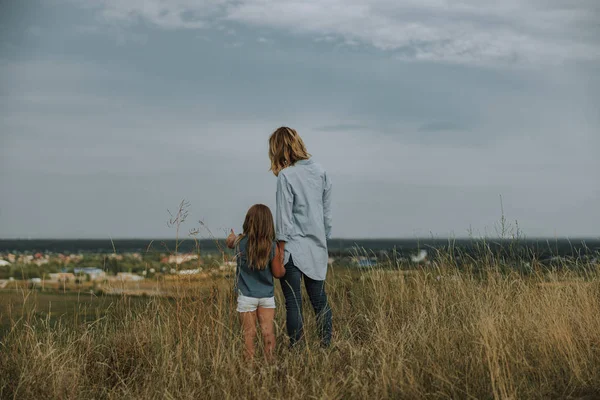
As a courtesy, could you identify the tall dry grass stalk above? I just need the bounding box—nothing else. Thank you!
[1,257,599,399]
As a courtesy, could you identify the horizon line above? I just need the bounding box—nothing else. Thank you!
[1,236,599,241]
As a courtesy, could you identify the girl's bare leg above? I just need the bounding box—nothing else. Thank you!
[240,311,257,360]
[257,307,276,362]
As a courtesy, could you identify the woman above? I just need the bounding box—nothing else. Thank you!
[269,127,333,348]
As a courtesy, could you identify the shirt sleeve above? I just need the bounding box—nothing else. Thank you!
[276,173,294,242]
[323,171,333,240]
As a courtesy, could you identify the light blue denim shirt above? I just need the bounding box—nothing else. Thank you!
[276,158,332,281]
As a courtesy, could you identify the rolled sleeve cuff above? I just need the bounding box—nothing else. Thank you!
[276,233,290,242]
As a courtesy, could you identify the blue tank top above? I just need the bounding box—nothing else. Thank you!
[235,237,276,298]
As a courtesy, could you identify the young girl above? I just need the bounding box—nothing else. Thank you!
[269,127,333,348]
[226,204,286,361]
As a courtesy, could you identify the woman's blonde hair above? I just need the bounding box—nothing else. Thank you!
[268,127,310,176]
[242,204,275,270]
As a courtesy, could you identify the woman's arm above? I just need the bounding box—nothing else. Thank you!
[271,241,286,279]
[323,171,333,239]
[273,173,292,278]
[275,173,294,243]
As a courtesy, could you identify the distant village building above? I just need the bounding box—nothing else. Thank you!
[33,257,49,266]
[29,278,42,287]
[57,254,83,264]
[48,273,76,283]
[354,256,377,267]
[162,254,199,265]
[0,260,10,267]
[178,268,202,275]
[115,272,144,282]
[21,255,34,264]
[73,268,106,281]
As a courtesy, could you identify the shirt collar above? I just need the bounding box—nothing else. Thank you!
[295,158,313,165]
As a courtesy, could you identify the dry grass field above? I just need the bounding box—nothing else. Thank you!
[1,258,600,399]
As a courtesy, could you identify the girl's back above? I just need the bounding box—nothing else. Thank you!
[236,236,276,299]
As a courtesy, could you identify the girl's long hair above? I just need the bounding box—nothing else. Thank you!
[242,204,275,270]
[268,127,310,176]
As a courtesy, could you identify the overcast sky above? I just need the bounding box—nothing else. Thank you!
[1,0,599,239]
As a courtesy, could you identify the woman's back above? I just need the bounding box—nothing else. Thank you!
[269,126,333,348]
[276,158,332,281]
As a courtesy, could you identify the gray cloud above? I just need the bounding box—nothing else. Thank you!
[69,0,600,67]
[418,121,467,133]
[0,1,599,238]
[316,124,369,132]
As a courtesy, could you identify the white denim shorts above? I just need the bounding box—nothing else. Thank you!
[236,292,276,313]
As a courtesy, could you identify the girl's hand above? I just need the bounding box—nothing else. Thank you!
[226,229,237,249]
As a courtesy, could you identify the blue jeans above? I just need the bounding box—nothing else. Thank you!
[280,255,332,347]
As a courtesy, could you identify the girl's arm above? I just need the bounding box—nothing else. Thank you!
[226,229,240,249]
[271,242,286,279]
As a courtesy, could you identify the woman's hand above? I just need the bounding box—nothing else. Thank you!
[226,229,237,249]
[271,241,286,279]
